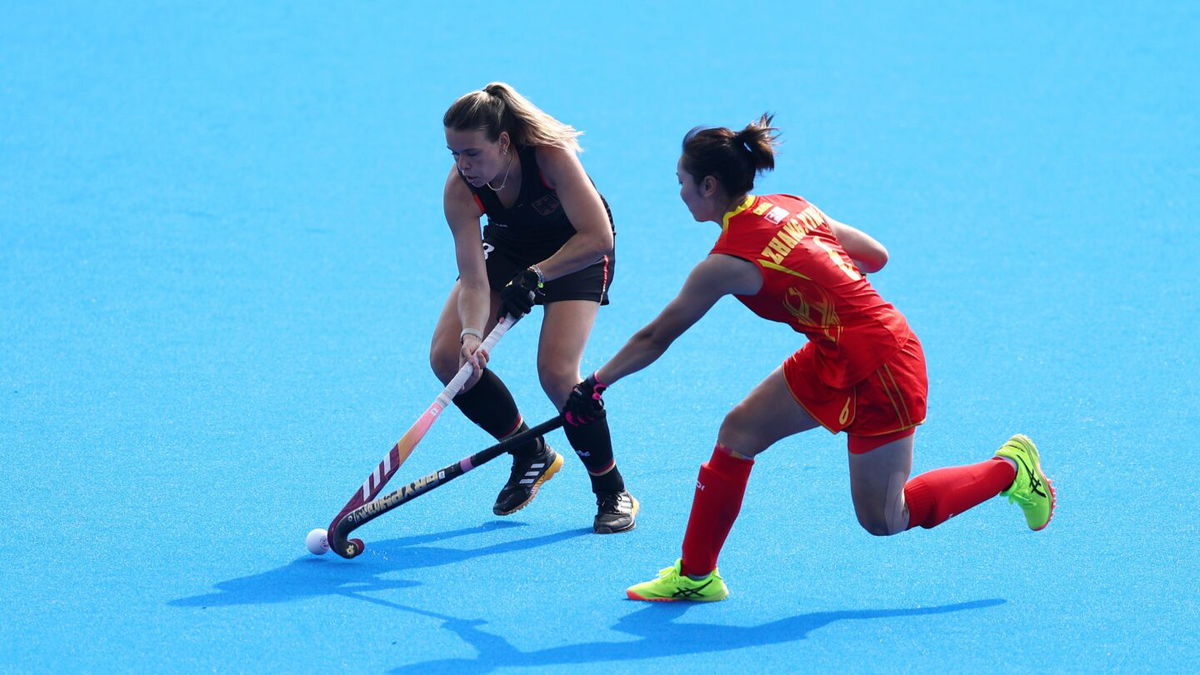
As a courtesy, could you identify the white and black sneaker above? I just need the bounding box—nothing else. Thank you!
[492,444,563,515]
[594,490,639,533]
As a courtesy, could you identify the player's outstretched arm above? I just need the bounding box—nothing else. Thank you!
[596,253,761,386]
[563,254,757,426]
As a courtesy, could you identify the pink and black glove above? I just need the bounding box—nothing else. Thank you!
[563,372,608,426]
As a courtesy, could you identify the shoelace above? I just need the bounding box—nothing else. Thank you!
[597,493,626,514]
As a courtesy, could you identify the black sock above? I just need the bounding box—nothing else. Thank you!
[452,369,540,457]
[563,417,624,494]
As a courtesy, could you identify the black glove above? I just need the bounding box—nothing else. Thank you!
[498,267,545,319]
[563,373,608,426]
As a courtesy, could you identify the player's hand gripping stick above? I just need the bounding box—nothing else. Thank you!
[563,372,608,426]
[498,266,545,319]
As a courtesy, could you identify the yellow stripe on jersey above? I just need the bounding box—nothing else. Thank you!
[759,259,812,280]
[721,195,756,233]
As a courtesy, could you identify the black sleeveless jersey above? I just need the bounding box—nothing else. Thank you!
[463,145,614,262]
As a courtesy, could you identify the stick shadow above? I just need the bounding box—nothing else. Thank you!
[169,521,590,608]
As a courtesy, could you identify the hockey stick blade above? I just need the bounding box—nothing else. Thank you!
[330,415,565,558]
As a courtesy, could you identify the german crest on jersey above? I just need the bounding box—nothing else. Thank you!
[532,194,561,216]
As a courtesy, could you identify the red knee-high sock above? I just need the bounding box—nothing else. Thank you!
[680,446,754,577]
[904,457,1016,529]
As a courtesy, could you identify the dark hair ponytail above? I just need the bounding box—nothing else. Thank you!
[681,114,780,195]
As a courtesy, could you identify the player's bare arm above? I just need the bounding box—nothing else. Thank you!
[531,145,614,280]
[597,253,762,385]
[444,166,493,370]
[827,216,888,273]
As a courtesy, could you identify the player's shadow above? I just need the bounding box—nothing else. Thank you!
[169,521,589,609]
[387,597,1007,672]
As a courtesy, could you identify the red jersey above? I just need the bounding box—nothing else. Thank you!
[711,194,911,389]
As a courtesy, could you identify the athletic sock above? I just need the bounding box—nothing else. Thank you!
[904,457,1016,529]
[451,369,539,457]
[563,416,624,493]
[680,445,754,578]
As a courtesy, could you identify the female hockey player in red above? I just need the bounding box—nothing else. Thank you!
[563,115,1054,601]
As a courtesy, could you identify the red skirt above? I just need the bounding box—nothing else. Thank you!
[783,332,928,438]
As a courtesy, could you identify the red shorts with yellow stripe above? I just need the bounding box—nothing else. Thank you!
[782,333,928,444]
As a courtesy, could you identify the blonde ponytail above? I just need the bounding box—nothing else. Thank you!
[444,82,583,153]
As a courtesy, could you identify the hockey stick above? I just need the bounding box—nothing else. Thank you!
[326,315,517,558]
[329,415,564,558]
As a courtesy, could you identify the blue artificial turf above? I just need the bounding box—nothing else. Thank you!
[2,2,1198,671]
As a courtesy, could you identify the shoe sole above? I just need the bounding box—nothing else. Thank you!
[594,496,640,534]
[625,588,729,602]
[492,451,564,516]
[626,589,672,602]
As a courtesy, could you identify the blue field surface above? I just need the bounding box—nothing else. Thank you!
[3,2,1198,672]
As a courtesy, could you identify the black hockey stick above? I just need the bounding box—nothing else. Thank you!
[329,415,565,558]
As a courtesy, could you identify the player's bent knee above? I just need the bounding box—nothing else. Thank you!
[717,413,773,457]
[537,369,578,405]
[429,347,459,384]
[718,405,755,442]
[855,511,900,537]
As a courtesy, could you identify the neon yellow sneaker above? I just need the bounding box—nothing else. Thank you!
[626,559,729,602]
[995,434,1056,531]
